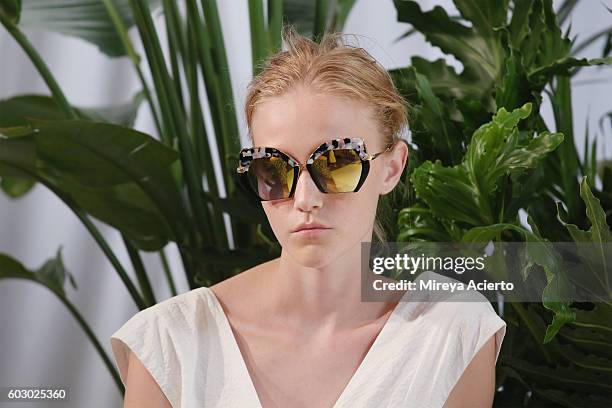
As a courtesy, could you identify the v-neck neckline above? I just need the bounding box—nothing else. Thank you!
[201,286,410,408]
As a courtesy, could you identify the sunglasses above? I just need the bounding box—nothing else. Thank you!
[236,137,395,201]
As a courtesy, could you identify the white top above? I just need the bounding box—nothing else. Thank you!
[110,271,506,408]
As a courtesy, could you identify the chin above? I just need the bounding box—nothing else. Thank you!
[286,246,336,269]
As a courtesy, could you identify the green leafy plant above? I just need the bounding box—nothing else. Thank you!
[0,0,357,394]
[390,0,612,405]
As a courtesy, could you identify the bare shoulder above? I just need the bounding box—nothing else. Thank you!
[442,334,497,408]
[123,351,172,408]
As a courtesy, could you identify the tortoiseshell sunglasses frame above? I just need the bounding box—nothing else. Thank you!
[236,137,395,201]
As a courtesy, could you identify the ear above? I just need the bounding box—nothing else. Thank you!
[380,140,409,195]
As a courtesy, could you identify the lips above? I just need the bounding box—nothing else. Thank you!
[292,222,330,233]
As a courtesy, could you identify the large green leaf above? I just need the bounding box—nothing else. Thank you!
[405,57,482,100]
[532,388,612,408]
[557,176,612,302]
[0,94,67,125]
[463,218,576,343]
[464,103,564,198]
[0,93,145,127]
[558,177,612,243]
[494,34,535,112]
[501,354,612,395]
[392,0,611,132]
[411,160,484,225]
[0,93,145,199]
[530,56,612,87]
[393,0,505,96]
[570,302,612,340]
[0,248,76,296]
[0,0,20,24]
[460,177,612,344]
[509,0,612,87]
[0,120,189,250]
[410,103,563,227]
[462,216,579,343]
[557,322,612,359]
[408,103,572,342]
[393,67,464,166]
[0,176,34,197]
[12,0,159,57]
[0,250,125,392]
[499,302,612,406]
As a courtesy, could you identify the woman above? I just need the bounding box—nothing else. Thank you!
[111,27,506,408]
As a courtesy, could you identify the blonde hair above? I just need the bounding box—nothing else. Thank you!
[244,26,409,244]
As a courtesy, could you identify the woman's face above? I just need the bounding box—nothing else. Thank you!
[250,85,407,268]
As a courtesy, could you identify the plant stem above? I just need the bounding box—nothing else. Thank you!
[102,0,163,136]
[184,6,230,251]
[38,180,146,310]
[551,76,581,223]
[248,0,267,76]
[131,0,209,246]
[130,0,213,288]
[314,0,328,41]
[122,235,156,307]
[70,208,147,310]
[159,249,177,296]
[195,0,250,255]
[162,0,187,116]
[0,14,77,119]
[177,244,198,290]
[129,0,174,146]
[186,0,227,175]
[268,0,283,53]
[184,14,207,175]
[200,0,241,184]
[57,295,124,393]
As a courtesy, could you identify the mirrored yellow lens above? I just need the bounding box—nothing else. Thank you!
[312,149,362,193]
[249,156,293,200]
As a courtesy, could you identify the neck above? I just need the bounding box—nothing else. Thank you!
[257,233,391,333]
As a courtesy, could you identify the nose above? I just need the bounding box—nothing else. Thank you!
[292,165,323,212]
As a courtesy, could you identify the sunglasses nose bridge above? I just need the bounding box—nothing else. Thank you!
[293,161,307,186]
[291,160,323,196]
[296,161,307,174]
[289,158,307,177]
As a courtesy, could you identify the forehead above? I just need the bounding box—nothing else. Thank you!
[250,87,381,159]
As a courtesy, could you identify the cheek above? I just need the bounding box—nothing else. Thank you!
[261,202,279,224]
[339,193,379,231]
[319,193,380,243]
[261,202,291,242]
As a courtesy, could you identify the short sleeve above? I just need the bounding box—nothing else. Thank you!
[110,306,180,407]
[475,301,506,365]
[450,294,507,365]
[433,297,507,408]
